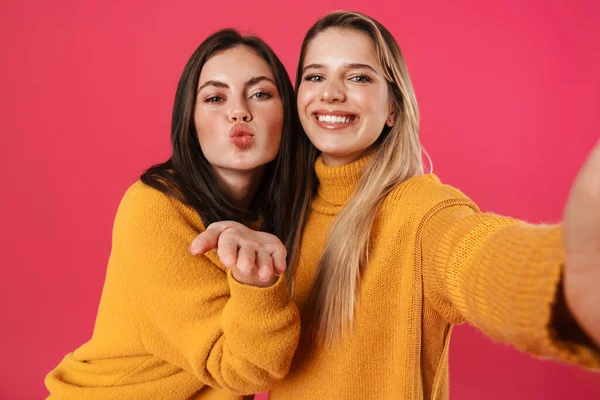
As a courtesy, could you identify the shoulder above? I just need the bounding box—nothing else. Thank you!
[121,180,171,206]
[115,181,205,233]
[381,174,480,221]
[387,174,470,202]
[118,181,178,220]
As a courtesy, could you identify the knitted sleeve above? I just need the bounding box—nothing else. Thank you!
[111,182,300,394]
[421,204,600,369]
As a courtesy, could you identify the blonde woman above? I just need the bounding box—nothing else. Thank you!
[191,11,600,399]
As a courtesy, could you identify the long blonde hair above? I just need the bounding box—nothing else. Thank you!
[294,11,424,346]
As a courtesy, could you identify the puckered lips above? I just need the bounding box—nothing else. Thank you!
[229,123,255,149]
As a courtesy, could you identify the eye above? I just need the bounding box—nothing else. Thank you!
[204,95,225,103]
[251,91,273,100]
[349,74,372,83]
[304,74,324,83]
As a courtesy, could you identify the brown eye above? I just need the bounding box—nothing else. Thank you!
[251,91,272,100]
[304,74,324,82]
[204,95,224,103]
[349,75,372,83]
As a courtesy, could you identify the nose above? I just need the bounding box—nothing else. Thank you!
[228,99,252,123]
[321,79,346,103]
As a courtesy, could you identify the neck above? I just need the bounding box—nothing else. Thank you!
[213,166,266,211]
[321,145,376,167]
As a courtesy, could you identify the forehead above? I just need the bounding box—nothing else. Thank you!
[303,28,380,69]
[199,46,274,83]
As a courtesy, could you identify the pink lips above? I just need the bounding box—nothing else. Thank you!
[313,109,357,130]
[229,123,255,149]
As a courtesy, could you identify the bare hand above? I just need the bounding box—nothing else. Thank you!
[189,221,287,288]
[564,140,600,347]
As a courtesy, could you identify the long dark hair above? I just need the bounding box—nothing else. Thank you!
[141,29,307,267]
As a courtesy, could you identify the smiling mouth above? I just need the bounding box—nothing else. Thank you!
[313,113,357,129]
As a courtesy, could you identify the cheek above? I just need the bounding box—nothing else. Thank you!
[274,111,284,149]
[265,102,284,133]
[194,107,222,150]
[256,103,284,148]
[194,105,209,130]
[296,86,310,109]
[359,89,390,125]
[296,86,314,121]
[274,103,285,132]
[193,109,208,140]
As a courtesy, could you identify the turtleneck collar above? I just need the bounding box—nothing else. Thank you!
[311,153,375,215]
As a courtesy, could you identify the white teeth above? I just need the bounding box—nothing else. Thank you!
[317,114,353,123]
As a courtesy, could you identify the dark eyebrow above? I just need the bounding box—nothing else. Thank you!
[197,80,228,93]
[302,63,325,75]
[197,76,276,94]
[245,75,276,87]
[301,62,379,76]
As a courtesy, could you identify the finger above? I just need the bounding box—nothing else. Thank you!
[270,246,287,276]
[236,244,256,276]
[573,140,600,196]
[256,248,275,282]
[216,235,239,269]
[189,225,223,255]
[565,141,600,245]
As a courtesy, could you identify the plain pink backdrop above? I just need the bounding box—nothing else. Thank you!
[1,0,599,398]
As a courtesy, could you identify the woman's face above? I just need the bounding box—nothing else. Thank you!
[195,46,283,173]
[297,28,394,166]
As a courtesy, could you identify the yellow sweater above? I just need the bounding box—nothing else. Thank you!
[267,155,600,399]
[45,181,300,399]
[46,157,600,400]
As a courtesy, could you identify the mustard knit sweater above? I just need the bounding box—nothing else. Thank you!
[46,156,600,399]
[266,155,599,399]
[45,181,300,399]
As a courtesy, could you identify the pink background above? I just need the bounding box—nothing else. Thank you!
[1,0,599,398]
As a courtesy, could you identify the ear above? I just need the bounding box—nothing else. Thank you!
[385,111,395,127]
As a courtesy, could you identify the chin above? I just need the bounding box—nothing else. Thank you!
[230,156,275,172]
[314,141,353,157]
[227,162,263,172]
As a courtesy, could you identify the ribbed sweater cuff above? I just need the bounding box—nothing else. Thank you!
[227,269,291,314]
[437,220,600,368]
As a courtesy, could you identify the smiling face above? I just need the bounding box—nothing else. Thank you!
[194,45,284,173]
[297,28,394,166]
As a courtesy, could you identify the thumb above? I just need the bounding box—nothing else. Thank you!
[190,223,226,255]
